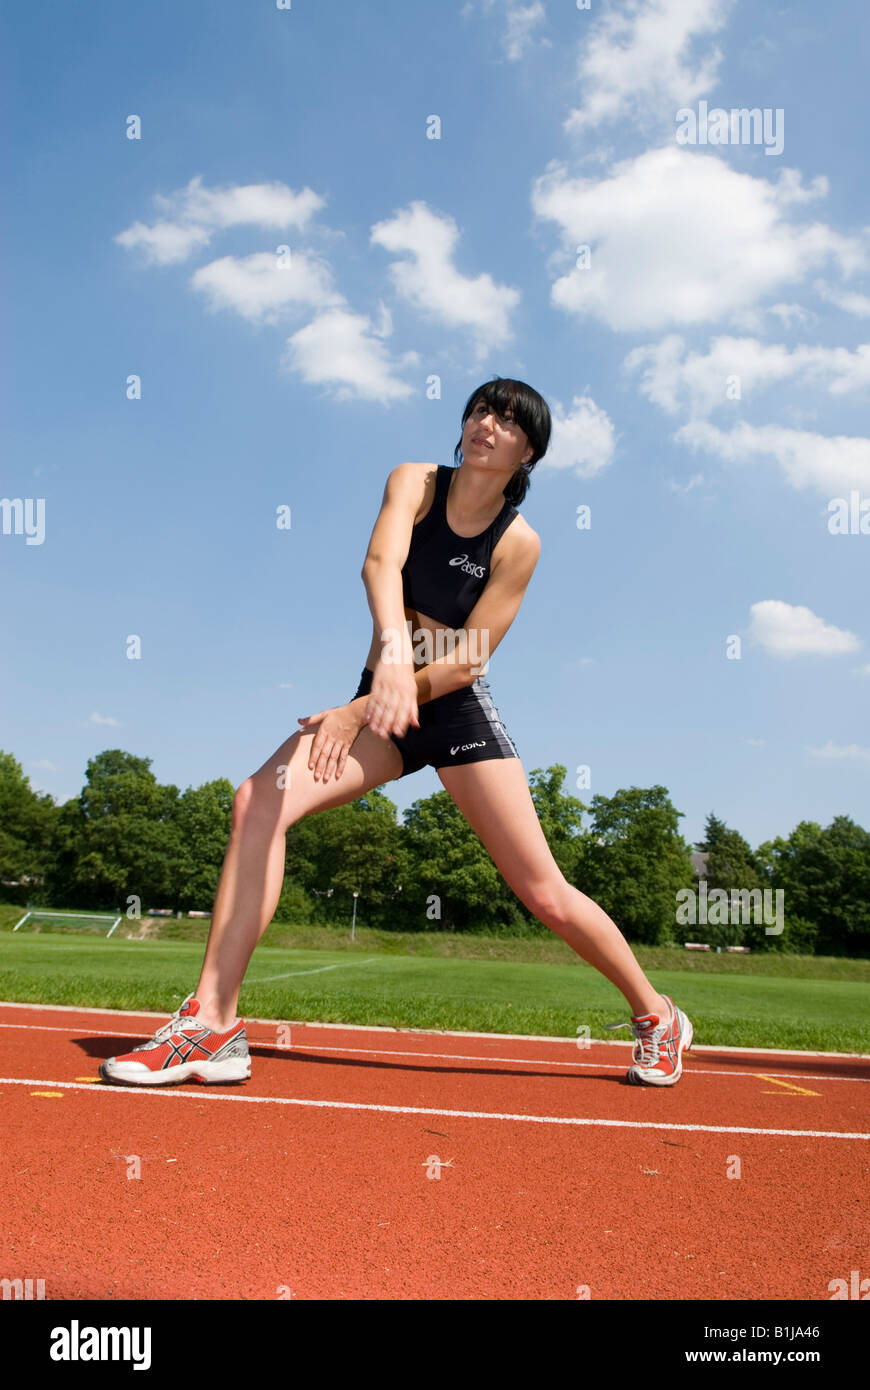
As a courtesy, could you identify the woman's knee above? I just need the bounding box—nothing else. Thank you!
[232,764,294,834]
[231,777,257,832]
[521,874,572,928]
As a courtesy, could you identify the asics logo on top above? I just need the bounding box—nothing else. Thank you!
[450,740,486,756]
[162,1032,213,1068]
[449,554,486,578]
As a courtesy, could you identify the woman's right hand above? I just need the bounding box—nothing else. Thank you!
[297,699,369,783]
[366,661,420,739]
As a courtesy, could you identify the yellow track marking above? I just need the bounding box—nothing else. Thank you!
[754,1073,820,1096]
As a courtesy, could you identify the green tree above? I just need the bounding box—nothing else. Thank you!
[45,750,182,910]
[574,785,695,944]
[693,812,768,949]
[756,816,870,956]
[0,751,58,903]
[400,789,513,931]
[527,764,587,885]
[284,788,404,928]
[171,779,235,911]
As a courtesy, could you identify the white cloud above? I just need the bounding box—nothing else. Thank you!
[540,392,617,478]
[766,303,814,328]
[116,176,423,398]
[114,220,213,267]
[815,280,870,317]
[532,146,865,332]
[281,307,419,403]
[807,740,870,764]
[565,0,735,134]
[87,712,121,726]
[159,176,324,230]
[676,419,870,496]
[468,0,549,61]
[625,334,870,418]
[503,2,548,61]
[370,200,521,361]
[190,250,344,325]
[667,471,706,493]
[746,600,861,659]
[115,175,325,265]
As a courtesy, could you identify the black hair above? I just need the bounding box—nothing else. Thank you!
[452,376,552,506]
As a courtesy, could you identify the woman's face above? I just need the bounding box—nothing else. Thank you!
[462,397,533,471]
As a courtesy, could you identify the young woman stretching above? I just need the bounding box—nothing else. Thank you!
[101,377,693,1089]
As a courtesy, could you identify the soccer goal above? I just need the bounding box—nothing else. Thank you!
[13,909,124,938]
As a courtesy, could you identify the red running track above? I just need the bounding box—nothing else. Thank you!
[0,1002,867,1300]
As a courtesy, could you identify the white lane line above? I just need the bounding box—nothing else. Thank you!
[0,1022,866,1086]
[0,1076,867,1140]
[1,1000,866,1058]
[246,959,380,983]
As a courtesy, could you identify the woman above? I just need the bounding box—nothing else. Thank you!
[100,377,693,1089]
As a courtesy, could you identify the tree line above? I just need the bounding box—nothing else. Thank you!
[1,749,868,956]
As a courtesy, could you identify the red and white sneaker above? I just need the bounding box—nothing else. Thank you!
[605,996,694,1086]
[99,994,250,1086]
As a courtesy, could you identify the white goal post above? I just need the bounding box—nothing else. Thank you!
[13,910,124,938]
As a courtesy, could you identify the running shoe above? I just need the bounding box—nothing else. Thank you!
[99,994,250,1086]
[605,996,693,1086]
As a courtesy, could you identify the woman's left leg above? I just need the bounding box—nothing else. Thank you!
[436,758,670,1021]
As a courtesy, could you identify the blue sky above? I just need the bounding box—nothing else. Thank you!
[2,0,868,851]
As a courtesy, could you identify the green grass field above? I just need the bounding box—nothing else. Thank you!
[1,917,868,1052]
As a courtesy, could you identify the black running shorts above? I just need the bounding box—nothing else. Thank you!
[350,666,520,779]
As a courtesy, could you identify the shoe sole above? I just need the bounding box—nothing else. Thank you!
[627,1012,694,1087]
[98,1058,251,1086]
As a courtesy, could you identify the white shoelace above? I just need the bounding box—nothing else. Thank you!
[133,993,200,1051]
[605,1016,667,1067]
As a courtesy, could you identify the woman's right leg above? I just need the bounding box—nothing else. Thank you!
[193,723,403,1031]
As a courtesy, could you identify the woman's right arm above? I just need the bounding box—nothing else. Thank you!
[361,464,421,667]
[360,464,426,737]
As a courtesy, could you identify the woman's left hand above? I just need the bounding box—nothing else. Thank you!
[366,661,420,739]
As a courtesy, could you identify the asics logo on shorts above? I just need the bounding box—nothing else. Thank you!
[449,740,486,755]
[448,554,486,578]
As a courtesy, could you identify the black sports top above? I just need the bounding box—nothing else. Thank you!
[401,465,519,628]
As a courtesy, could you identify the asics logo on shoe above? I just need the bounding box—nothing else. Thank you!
[449,740,486,755]
[163,1032,213,1068]
[448,554,486,578]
